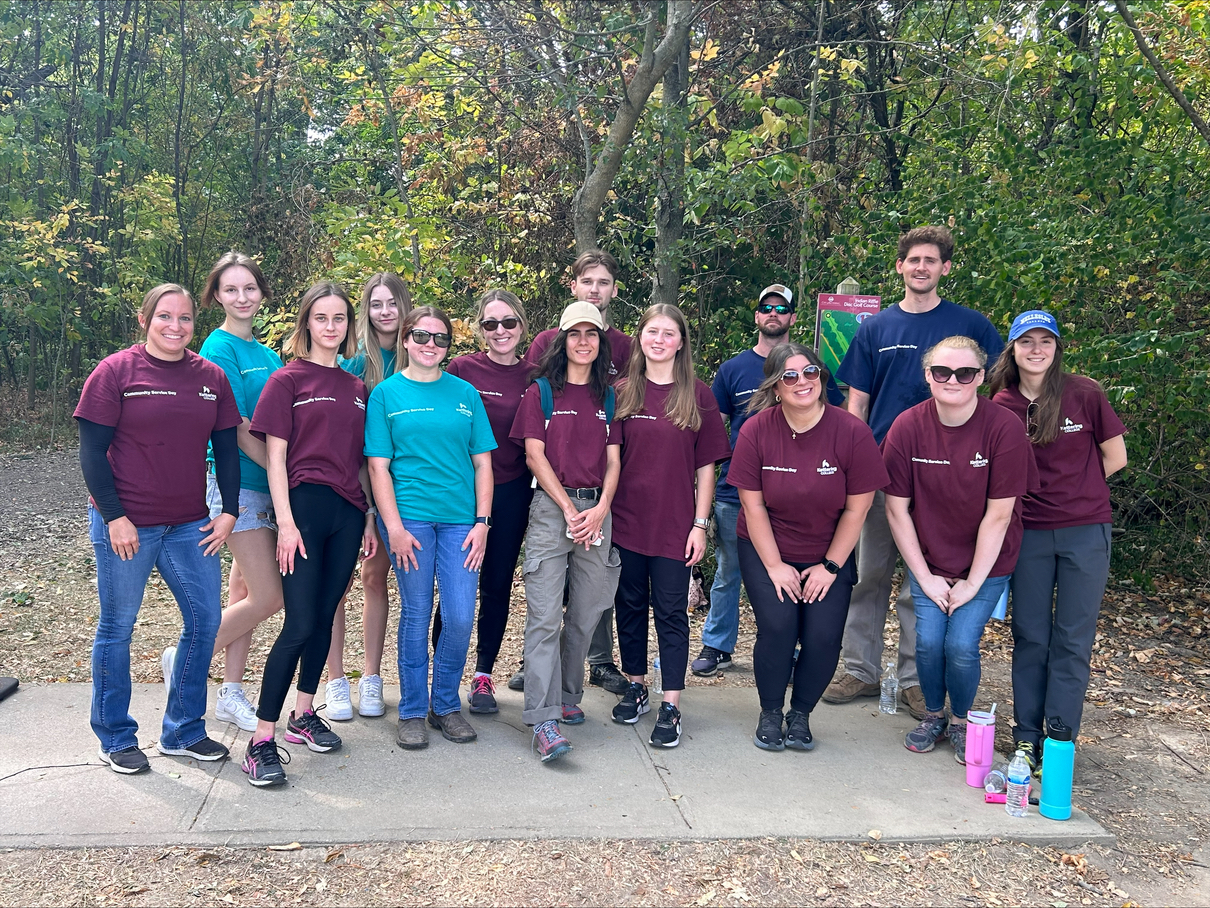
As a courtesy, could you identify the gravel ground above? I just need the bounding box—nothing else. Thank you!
[1,448,1208,907]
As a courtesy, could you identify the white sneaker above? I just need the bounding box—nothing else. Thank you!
[324,676,354,721]
[161,646,177,689]
[358,674,385,717]
[215,684,259,732]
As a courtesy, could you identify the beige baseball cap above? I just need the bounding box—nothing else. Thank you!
[759,284,794,307]
[559,301,606,331]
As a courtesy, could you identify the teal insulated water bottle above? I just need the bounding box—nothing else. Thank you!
[1039,718,1075,821]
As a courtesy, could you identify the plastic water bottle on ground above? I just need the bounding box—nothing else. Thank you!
[1005,749,1032,817]
[652,657,662,695]
[983,761,1008,793]
[879,662,898,714]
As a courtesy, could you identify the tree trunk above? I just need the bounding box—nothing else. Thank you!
[651,35,690,307]
[572,0,697,253]
[27,326,37,410]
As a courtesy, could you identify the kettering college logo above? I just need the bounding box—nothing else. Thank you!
[817,459,837,476]
[455,402,473,418]
[969,451,989,468]
[355,395,366,411]
[198,384,217,401]
[1061,417,1084,433]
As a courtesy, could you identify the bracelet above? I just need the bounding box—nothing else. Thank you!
[365,506,378,517]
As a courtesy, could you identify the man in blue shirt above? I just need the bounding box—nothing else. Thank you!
[692,283,843,675]
[822,226,1004,717]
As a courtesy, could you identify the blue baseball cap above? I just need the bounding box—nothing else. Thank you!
[1008,310,1060,343]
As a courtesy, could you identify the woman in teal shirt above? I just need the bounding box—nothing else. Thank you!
[325,273,412,721]
[197,252,284,733]
[366,306,496,750]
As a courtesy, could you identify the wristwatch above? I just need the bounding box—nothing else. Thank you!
[475,516,493,528]
[693,517,710,529]
[822,558,841,575]
[365,506,378,517]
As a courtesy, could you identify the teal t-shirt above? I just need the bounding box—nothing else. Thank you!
[341,346,397,382]
[364,372,497,524]
[199,327,283,493]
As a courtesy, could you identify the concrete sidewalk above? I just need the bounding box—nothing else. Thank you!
[0,683,1110,848]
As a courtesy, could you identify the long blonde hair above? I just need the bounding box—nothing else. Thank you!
[356,273,412,390]
[616,303,702,431]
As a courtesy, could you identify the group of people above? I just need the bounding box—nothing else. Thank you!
[76,227,1126,790]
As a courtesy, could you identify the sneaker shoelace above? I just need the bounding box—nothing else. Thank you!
[472,675,494,697]
[251,739,291,767]
[533,721,562,751]
[298,706,335,737]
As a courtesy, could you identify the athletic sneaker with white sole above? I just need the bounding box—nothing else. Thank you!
[358,674,386,717]
[215,684,258,732]
[323,676,354,721]
[98,745,150,774]
[156,736,230,761]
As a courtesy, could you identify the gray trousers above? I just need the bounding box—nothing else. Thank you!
[1010,524,1111,744]
[839,490,919,687]
[587,605,616,666]
[521,490,622,725]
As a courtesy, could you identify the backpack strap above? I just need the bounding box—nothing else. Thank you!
[536,376,554,427]
[604,385,615,425]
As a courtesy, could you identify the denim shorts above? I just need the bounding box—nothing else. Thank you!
[206,473,276,533]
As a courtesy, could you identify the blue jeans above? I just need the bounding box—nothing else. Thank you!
[702,499,742,653]
[88,506,221,752]
[909,572,1010,720]
[382,518,478,720]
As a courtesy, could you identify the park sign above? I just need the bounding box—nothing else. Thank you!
[815,292,881,381]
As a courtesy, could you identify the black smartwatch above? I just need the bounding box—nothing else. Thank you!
[822,558,841,575]
[475,516,493,528]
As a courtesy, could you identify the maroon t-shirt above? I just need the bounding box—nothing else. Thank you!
[447,352,531,484]
[251,359,369,511]
[74,345,241,527]
[729,405,888,563]
[992,376,1126,530]
[524,324,632,383]
[882,396,1035,580]
[509,381,614,489]
[611,380,733,560]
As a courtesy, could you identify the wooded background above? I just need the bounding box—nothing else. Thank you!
[1,0,1208,577]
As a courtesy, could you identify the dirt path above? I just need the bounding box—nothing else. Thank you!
[1,449,1208,906]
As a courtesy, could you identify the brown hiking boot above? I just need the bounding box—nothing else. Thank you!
[396,717,429,750]
[900,685,927,720]
[428,709,478,744]
[821,673,879,704]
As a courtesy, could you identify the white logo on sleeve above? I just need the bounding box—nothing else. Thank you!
[1061,417,1084,433]
[817,459,838,476]
[355,396,366,411]
[969,451,989,468]
[199,385,217,401]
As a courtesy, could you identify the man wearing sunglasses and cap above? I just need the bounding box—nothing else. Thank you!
[691,283,843,678]
[823,226,1004,718]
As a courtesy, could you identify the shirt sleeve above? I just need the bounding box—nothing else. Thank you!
[880,418,914,499]
[73,358,122,427]
[979,317,1005,366]
[836,323,873,392]
[987,418,1032,500]
[712,362,733,417]
[694,383,733,467]
[249,371,293,442]
[363,384,393,459]
[204,343,251,418]
[1090,382,1127,443]
[468,390,499,455]
[509,385,547,443]
[725,419,764,492]
[844,421,890,495]
[214,372,242,431]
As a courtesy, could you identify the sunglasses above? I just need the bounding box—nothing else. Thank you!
[409,329,452,348]
[929,365,981,384]
[1026,401,1040,439]
[480,317,520,331]
[780,365,822,386]
[758,303,794,315]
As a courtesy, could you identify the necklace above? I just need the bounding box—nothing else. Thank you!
[783,405,824,439]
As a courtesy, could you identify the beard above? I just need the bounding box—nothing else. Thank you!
[757,320,790,340]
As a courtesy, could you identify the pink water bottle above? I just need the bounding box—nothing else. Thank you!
[965,709,996,788]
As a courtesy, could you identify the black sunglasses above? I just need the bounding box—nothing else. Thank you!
[780,365,821,386]
[480,317,520,331]
[409,329,452,348]
[1026,401,1040,439]
[757,303,794,315]
[929,365,981,384]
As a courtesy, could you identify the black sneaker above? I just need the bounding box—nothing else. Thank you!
[1014,739,1042,781]
[285,706,343,753]
[650,702,682,748]
[156,737,230,762]
[241,737,290,787]
[590,662,630,695]
[98,745,150,774]
[690,645,733,677]
[507,667,525,692]
[753,707,785,751]
[784,709,815,751]
[612,681,651,724]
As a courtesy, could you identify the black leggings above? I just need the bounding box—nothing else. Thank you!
[258,483,364,723]
[614,545,691,692]
[474,474,532,674]
[738,537,856,713]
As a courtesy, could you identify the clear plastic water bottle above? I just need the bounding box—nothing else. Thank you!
[652,657,662,695]
[1005,749,1032,817]
[879,662,898,714]
[983,761,1008,793]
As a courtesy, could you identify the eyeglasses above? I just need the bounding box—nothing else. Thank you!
[1026,401,1040,439]
[758,303,794,315]
[480,317,520,331]
[409,329,452,348]
[928,365,981,384]
[780,365,822,386]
